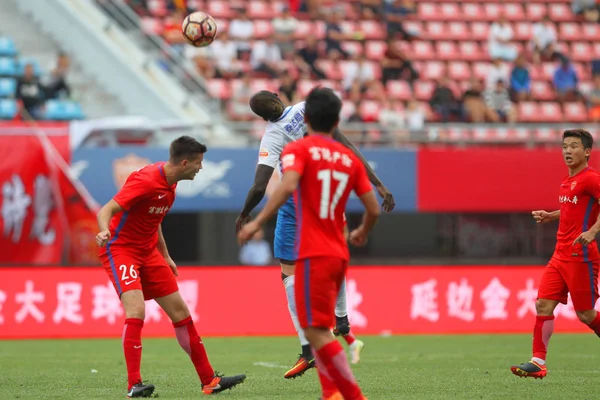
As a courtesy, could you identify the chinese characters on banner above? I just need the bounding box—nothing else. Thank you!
[0,266,597,339]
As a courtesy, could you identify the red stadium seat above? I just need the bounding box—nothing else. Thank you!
[548,3,575,22]
[471,22,490,40]
[513,22,532,41]
[206,79,231,100]
[563,102,588,123]
[530,81,555,101]
[436,41,459,61]
[574,63,590,81]
[439,3,461,20]
[582,24,600,41]
[420,61,446,81]
[341,41,364,57]
[147,0,168,17]
[472,62,492,80]
[140,17,164,35]
[458,42,484,61]
[483,4,503,21]
[253,20,273,39]
[386,80,413,101]
[341,100,356,121]
[447,22,470,40]
[247,1,276,19]
[414,80,436,101]
[462,3,485,21]
[541,63,556,81]
[518,101,539,122]
[419,3,442,20]
[559,23,582,41]
[365,41,387,60]
[538,102,564,122]
[448,62,472,81]
[359,21,386,40]
[411,41,436,60]
[526,4,547,21]
[207,1,235,19]
[571,42,593,62]
[503,3,526,21]
[359,100,381,121]
[425,22,447,40]
[403,21,423,37]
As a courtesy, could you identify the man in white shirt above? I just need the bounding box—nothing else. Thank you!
[272,6,298,56]
[250,37,283,78]
[485,58,510,91]
[531,16,558,64]
[229,9,254,54]
[488,15,518,61]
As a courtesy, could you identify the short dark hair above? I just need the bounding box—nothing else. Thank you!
[169,136,207,162]
[249,91,285,122]
[563,129,593,149]
[305,87,341,133]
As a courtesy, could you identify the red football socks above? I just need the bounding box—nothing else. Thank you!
[316,341,363,400]
[314,349,339,398]
[587,311,600,337]
[123,318,144,389]
[532,315,555,361]
[343,331,357,346]
[174,316,215,386]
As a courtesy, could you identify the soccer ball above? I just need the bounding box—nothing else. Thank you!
[182,12,218,47]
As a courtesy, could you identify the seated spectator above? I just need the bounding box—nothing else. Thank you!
[572,0,599,22]
[343,54,387,103]
[250,38,283,78]
[359,0,383,20]
[272,6,298,57]
[488,15,518,61]
[553,58,579,102]
[183,45,215,79]
[429,77,460,122]
[209,31,242,79]
[295,35,327,79]
[588,74,600,122]
[279,75,299,106]
[486,58,510,91]
[42,52,71,100]
[530,16,558,64]
[381,38,419,87]
[405,99,426,133]
[379,99,409,142]
[462,78,487,122]
[229,75,254,121]
[484,80,517,123]
[385,0,415,40]
[510,55,531,101]
[325,11,359,59]
[229,9,254,56]
[17,64,45,119]
[239,228,272,266]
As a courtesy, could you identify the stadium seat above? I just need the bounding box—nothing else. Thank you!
[411,41,436,61]
[571,42,593,62]
[341,100,357,121]
[0,98,18,119]
[206,79,231,100]
[471,22,490,40]
[365,41,386,61]
[44,100,85,120]
[439,3,461,20]
[458,42,484,61]
[253,20,273,39]
[419,61,446,81]
[448,62,472,81]
[207,1,235,19]
[562,102,588,123]
[518,101,540,122]
[548,3,575,22]
[425,22,447,40]
[414,80,436,101]
[247,1,276,19]
[503,3,526,21]
[447,22,470,41]
[341,41,364,57]
[472,62,492,80]
[140,17,164,35]
[582,24,600,41]
[530,81,555,101]
[0,57,16,77]
[0,37,17,57]
[462,3,485,21]
[386,80,412,101]
[0,78,16,98]
[537,102,564,123]
[359,21,386,40]
[419,3,442,20]
[513,22,532,41]
[436,42,459,61]
[526,4,548,21]
[483,4,503,21]
[559,23,582,41]
[358,100,381,122]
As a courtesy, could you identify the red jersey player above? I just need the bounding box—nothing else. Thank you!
[238,87,380,400]
[96,136,246,398]
[511,129,600,379]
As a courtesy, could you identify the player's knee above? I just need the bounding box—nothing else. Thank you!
[121,291,146,320]
[576,310,595,325]
[124,303,145,320]
[280,262,295,277]
[535,299,556,316]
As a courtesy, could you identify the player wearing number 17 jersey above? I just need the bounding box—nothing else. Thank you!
[239,87,380,400]
[511,129,600,379]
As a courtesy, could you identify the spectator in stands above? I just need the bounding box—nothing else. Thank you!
[229,74,254,122]
[530,16,558,64]
[486,58,510,91]
[251,37,283,78]
[165,0,193,14]
[510,55,532,102]
[381,38,419,87]
[210,31,242,79]
[272,6,298,57]
[295,35,327,80]
[429,77,460,122]
[379,99,405,128]
[488,15,518,61]
[360,0,383,20]
[553,58,580,102]
[404,99,426,133]
[572,0,600,22]
[279,74,299,106]
[587,74,600,122]
[16,64,45,119]
[43,52,71,100]
[184,45,215,79]
[239,228,272,266]
[344,102,369,145]
[384,0,415,40]
[344,54,387,104]
[162,10,186,45]
[325,11,356,59]
[484,80,517,123]
[229,9,255,57]
[462,78,487,123]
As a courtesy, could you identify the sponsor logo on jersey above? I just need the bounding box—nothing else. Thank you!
[259,148,269,158]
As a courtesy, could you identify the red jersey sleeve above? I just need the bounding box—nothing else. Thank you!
[281,142,307,175]
[586,172,600,200]
[113,173,151,210]
[352,158,373,197]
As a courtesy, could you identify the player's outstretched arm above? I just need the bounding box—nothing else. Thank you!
[237,164,275,232]
[332,128,395,212]
[95,199,124,247]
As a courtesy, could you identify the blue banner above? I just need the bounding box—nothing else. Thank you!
[72,147,416,212]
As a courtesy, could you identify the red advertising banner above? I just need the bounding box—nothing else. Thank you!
[417,147,567,211]
[0,132,70,264]
[0,266,596,339]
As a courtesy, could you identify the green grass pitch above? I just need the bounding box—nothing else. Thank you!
[0,334,597,399]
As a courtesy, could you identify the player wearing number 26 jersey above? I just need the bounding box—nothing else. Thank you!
[238,87,379,400]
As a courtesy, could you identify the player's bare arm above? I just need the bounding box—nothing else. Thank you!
[236,164,275,233]
[238,170,300,244]
[532,210,560,223]
[95,199,124,247]
[332,127,395,212]
[350,190,381,247]
[158,224,178,276]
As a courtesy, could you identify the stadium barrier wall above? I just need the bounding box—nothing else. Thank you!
[0,266,596,339]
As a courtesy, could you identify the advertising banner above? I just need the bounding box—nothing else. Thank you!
[0,266,595,339]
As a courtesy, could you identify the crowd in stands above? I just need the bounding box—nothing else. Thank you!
[129,0,600,141]
[0,40,83,121]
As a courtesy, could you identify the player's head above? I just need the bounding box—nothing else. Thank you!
[304,87,341,135]
[169,136,208,180]
[562,128,593,166]
[249,90,285,122]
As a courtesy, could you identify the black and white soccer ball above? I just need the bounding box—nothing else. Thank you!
[182,12,218,47]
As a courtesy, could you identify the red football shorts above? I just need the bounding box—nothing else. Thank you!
[295,256,348,329]
[100,247,178,300]
[538,256,599,311]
